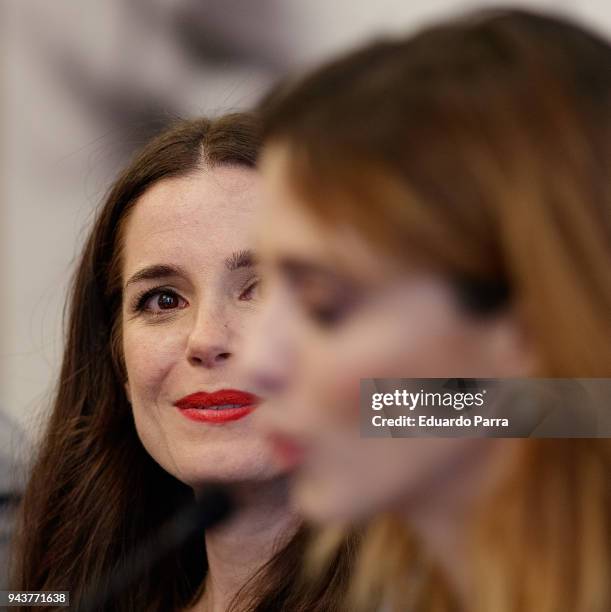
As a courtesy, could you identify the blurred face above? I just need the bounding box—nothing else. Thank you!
[243,144,534,522]
[122,166,282,489]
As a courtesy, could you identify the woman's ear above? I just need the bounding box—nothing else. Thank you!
[124,380,132,404]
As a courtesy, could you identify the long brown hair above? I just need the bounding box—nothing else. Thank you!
[260,8,611,612]
[11,114,358,611]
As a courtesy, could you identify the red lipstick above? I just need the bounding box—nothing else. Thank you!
[267,433,307,470]
[175,389,260,424]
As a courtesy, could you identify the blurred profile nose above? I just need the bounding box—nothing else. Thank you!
[239,290,294,396]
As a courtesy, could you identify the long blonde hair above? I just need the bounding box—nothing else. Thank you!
[261,8,611,611]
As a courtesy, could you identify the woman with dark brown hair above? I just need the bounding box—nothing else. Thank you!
[10,113,357,611]
[244,8,611,612]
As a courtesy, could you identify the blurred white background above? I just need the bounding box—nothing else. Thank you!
[1,0,610,455]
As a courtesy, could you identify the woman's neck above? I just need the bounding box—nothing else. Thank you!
[193,477,300,612]
[402,439,520,605]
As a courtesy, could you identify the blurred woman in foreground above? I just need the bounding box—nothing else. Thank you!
[245,9,611,612]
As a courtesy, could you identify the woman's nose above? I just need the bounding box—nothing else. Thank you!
[185,305,233,368]
[187,344,232,368]
[239,291,294,396]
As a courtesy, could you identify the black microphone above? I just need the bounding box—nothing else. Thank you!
[76,483,234,612]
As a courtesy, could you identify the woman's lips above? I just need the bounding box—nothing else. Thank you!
[174,389,260,424]
[267,432,307,470]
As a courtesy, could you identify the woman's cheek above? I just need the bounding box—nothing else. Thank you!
[307,328,385,426]
[123,325,183,405]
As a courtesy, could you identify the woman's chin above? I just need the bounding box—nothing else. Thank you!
[147,437,286,487]
[293,472,367,524]
[168,457,287,490]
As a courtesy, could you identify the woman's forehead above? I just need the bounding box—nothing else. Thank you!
[121,167,260,273]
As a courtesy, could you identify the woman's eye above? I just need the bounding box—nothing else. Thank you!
[296,283,354,329]
[307,303,346,328]
[138,290,187,314]
[239,279,261,301]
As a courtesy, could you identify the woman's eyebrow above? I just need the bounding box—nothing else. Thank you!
[124,264,187,290]
[225,249,258,271]
[124,252,256,290]
[278,257,349,286]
